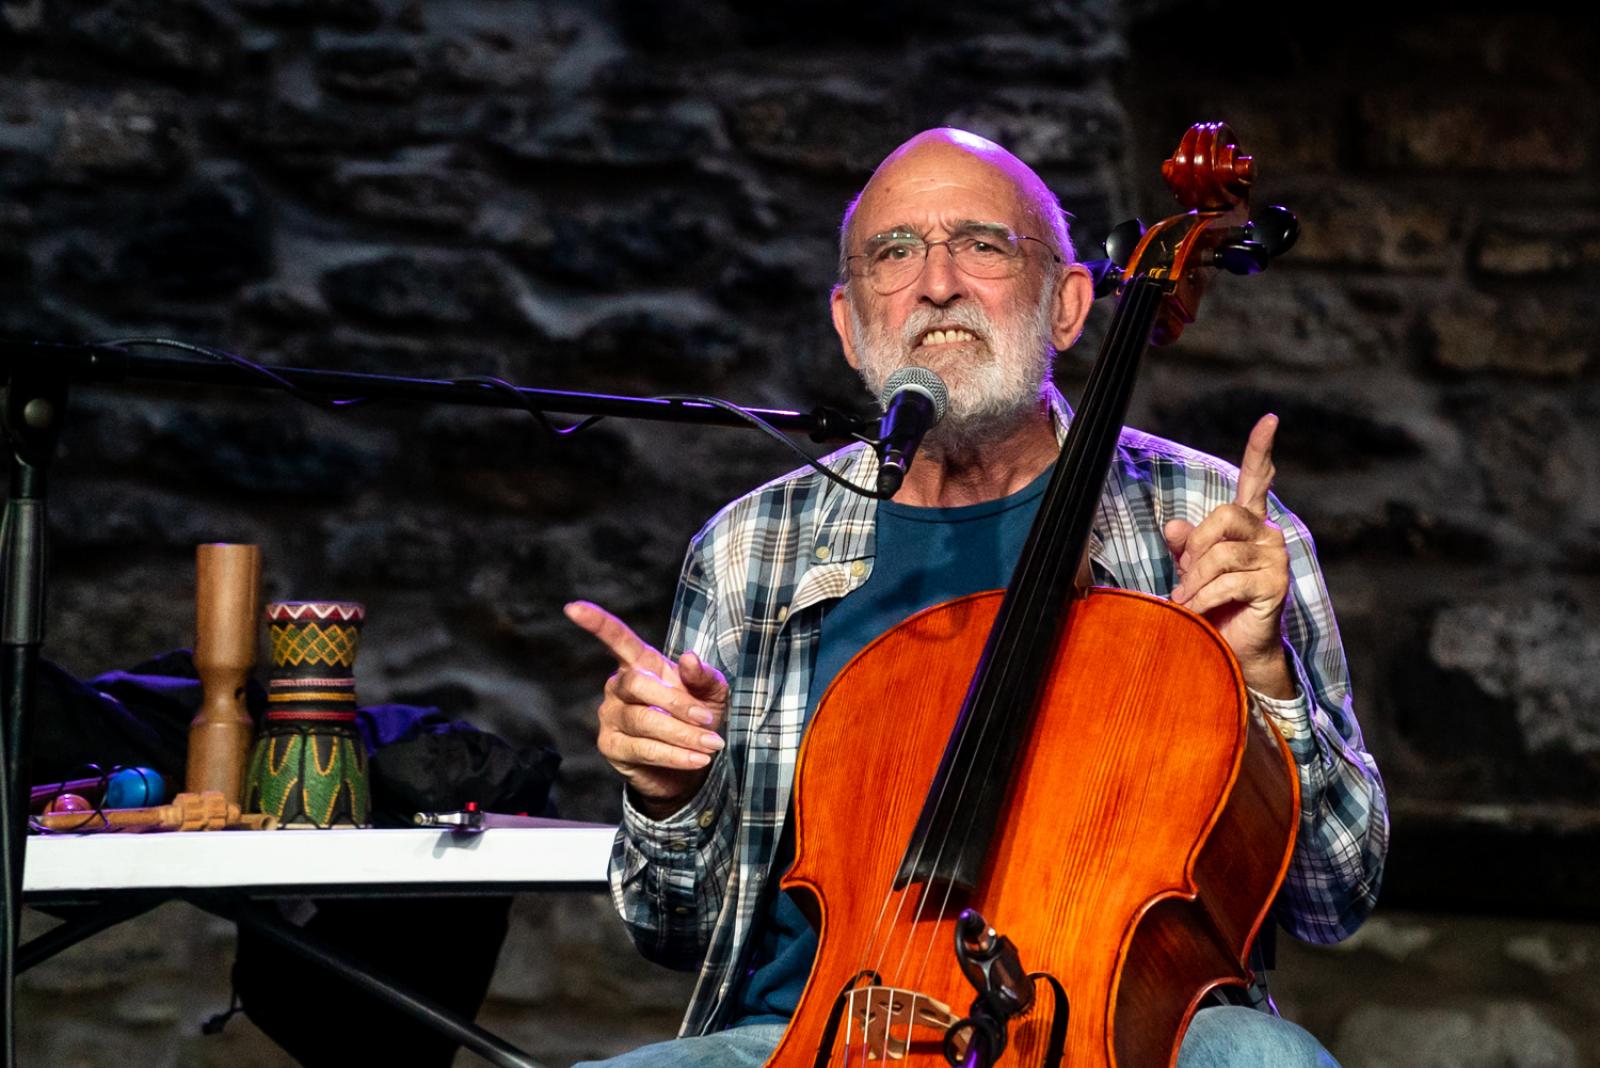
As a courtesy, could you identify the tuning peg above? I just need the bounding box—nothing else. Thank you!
[1246,205,1299,259]
[1082,258,1123,299]
[1103,218,1146,268]
[1212,240,1270,275]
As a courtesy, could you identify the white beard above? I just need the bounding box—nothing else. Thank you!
[849,285,1056,453]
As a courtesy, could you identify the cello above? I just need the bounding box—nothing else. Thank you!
[766,123,1302,1067]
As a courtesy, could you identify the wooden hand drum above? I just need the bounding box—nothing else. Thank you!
[243,601,371,828]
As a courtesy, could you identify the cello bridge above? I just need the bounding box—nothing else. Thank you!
[844,985,962,1060]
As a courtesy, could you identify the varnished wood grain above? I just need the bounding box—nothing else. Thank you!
[768,588,1297,1067]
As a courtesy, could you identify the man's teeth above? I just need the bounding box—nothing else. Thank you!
[918,329,977,347]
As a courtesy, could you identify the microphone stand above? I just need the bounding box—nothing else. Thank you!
[0,336,870,1068]
[0,339,865,438]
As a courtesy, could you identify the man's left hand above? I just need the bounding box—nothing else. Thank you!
[1164,414,1296,700]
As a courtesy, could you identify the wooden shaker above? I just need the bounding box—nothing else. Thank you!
[187,543,261,803]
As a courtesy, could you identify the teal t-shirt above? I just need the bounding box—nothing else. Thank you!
[730,465,1052,1026]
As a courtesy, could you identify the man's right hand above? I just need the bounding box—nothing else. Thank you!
[564,600,729,820]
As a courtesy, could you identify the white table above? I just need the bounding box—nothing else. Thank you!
[24,821,615,899]
[22,821,618,1068]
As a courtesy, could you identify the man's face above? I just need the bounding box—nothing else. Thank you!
[840,148,1058,446]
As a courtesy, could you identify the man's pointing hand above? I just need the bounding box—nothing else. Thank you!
[565,600,729,819]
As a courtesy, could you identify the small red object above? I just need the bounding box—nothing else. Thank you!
[46,793,93,814]
[465,802,478,812]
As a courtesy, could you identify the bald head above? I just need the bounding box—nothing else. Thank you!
[838,128,1074,280]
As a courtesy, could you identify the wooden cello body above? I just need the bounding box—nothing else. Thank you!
[771,590,1297,1066]
[764,124,1303,1067]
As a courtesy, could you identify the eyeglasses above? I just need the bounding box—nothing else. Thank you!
[845,224,1062,295]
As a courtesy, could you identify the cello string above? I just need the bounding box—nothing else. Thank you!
[883,275,1164,1031]
[901,276,1164,1040]
[845,271,1163,1064]
[873,276,1155,982]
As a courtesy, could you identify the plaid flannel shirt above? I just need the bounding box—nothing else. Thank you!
[608,386,1389,1036]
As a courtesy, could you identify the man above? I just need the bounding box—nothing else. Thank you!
[566,129,1387,1067]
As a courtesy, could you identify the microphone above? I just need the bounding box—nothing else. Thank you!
[874,367,948,496]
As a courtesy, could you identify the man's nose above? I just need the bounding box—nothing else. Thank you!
[913,243,964,306]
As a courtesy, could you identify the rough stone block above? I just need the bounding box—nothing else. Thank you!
[319,250,536,329]
[49,479,257,552]
[315,36,422,101]
[1335,1000,1579,1068]
[1505,933,1592,978]
[1149,385,1423,474]
[712,245,823,314]
[618,0,1061,52]
[1,0,43,34]
[427,17,582,91]
[109,171,274,298]
[322,154,487,231]
[1155,269,1398,370]
[944,89,1126,169]
[467,517,677,655]
[230,0,382,30]
[1475,215,1600,278]
[487,893,696,1010]
[50,91,193,181]
[1387,15,1591,91]
[1425,291,1591,377]
[227,97,420,163]
[1427,597,1600,764]
[1460,394,1590,522]
[1303,500,1497,564]
[412,408,636,513]
[504,193,726,289]
[729,88,912,175]
[61,0,241,81]
[289,324,538,378]
[1280,179,1459,273]
[924,29,1123,82]
[60,393,388,499]
[489,97,724,168]
[234,278,333,327]
[1358,91,1587,175]
[43,559,198,678]
[545,298,745,389]
[1196,102,1344,175]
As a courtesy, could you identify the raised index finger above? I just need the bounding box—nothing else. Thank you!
[564,600,672,674]
[1234,413,1279,520]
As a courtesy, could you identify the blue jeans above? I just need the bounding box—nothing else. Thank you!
[573,1006,1339,1067]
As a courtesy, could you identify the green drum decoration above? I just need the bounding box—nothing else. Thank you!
[244,601,370,828]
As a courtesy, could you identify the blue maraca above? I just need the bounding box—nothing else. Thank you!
[104,767,166,809]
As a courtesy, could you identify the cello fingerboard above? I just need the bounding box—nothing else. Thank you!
[895,273,1170,891]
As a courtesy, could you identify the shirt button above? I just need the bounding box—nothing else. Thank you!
[815,545,832,561]
[674,906,691,915]
[776,606,789,622]
[698,810,715,829]
[850,560,867,578]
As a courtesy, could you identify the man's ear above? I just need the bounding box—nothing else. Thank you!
[1049,264,1095,351]
[830,285,861,370]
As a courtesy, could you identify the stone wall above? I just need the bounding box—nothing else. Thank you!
[5,1,1597,1065]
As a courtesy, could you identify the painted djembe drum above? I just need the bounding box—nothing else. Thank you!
[243,601,370,828]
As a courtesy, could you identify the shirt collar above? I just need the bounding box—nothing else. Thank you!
[809,383,1117,573]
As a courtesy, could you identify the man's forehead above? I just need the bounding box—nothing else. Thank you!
[851,132,1043,235]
